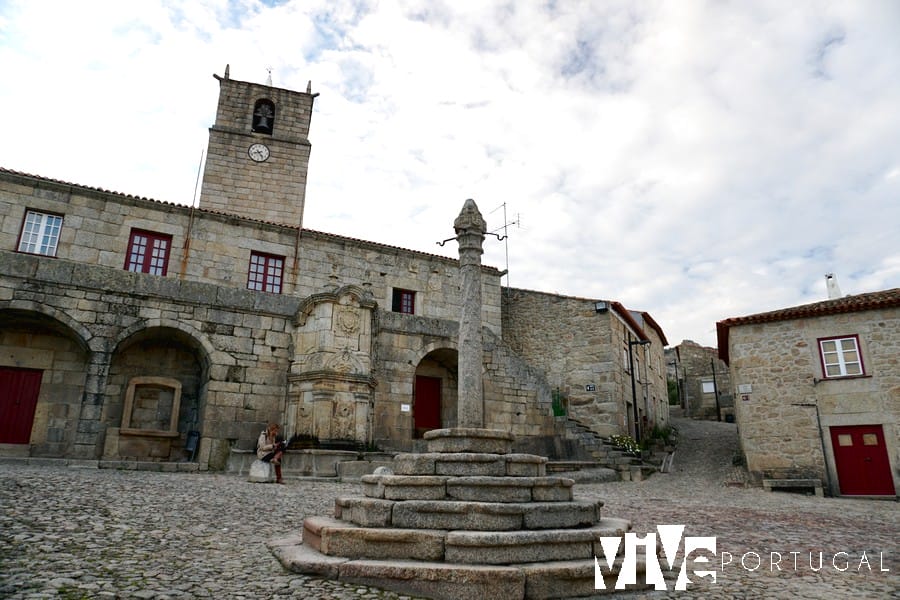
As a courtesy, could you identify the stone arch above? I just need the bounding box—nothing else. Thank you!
[251,98,275,134]
[104,321,214,462]
[0,299,92,353]
[412,345,459,437]
[0,304,93,454]
[112,318,221,379]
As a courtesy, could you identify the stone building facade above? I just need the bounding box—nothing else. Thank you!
[717,289,900,497]
[667,340,733,421]
[501,289,669,439]
[0,69,667,469]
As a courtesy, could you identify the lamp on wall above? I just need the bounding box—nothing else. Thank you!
[594,300,609,313]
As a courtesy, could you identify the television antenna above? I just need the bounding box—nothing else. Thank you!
[488,202,519,289]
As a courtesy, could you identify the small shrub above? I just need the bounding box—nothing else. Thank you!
[648,424,678,445]
[608,434,641,455]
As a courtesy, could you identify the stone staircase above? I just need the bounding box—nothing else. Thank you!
[271,428,653,599]
[556,418,661,482]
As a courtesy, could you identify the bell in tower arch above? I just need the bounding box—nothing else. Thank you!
[252,99,275,134]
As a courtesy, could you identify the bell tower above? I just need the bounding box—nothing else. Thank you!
[198,66,317,226]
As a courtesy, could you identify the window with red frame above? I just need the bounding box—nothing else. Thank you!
[125,229,172,276]
[818,335,864,378]
[392,288,415,314]
[247,252,284,293]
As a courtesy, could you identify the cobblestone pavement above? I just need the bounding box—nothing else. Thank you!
[1,417,897,599]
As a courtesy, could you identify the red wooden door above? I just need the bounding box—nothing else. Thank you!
[0,367,43,444]
[830,425,896,496]
[414,376,442,438]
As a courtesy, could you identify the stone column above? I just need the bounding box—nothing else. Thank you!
[454,199,487,428]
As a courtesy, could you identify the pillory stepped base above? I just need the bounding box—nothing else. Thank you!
[269,428,652,599]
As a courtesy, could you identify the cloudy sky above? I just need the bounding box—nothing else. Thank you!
[1,1,898,347]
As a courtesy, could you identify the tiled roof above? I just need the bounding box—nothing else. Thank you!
[641,311,668,346]
[0,166,482,269]
[716,287,900,363]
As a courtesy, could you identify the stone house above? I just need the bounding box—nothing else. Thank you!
[502,290,669,440]
[716,288,900,497]
[666,340,733,421]
[0,69,668,469]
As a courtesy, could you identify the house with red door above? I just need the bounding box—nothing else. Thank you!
[716,288,900,497]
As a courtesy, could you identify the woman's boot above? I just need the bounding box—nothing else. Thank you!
[275,464,284,484]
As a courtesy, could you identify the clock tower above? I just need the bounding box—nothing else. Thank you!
[198,67,316,226]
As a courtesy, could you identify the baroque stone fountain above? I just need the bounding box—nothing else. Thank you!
[270,200,642,599]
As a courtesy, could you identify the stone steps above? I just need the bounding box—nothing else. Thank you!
[393,452,547,477]
[335,497,604,531]
[362,474,575,503]
[305,515,630,564]
[560,418,662,478]
[273,427,649,599]
[545,460,597,473]
[271,533,653,600]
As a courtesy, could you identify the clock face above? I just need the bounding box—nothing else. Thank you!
[248,143,270,162]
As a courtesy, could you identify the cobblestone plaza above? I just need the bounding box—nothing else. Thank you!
[2,418,897,599]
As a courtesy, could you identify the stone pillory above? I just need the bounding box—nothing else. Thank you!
[454,199,487,429]
[270,200,643,600]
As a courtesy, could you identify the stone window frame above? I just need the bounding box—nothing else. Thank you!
[817,334,865,379]
[124,228,172,276]
[247,251,285,294]
[120,376,182,438]
[392,288,416,315]
[17,209,64,257]
[701,378,715,394]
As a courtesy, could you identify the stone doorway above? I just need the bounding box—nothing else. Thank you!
[0,367,43,444]
[413,349,458,438]
[413,375,441,438]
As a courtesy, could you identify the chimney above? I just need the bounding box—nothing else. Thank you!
[825,273,842,299]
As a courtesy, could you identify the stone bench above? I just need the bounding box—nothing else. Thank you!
[762,478,823,497]
[229,449,392,480]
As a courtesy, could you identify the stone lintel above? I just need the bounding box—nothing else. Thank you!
[423,428,514,454]
[338,559,525,600]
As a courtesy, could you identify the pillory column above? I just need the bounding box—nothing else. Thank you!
[454,199,487,428]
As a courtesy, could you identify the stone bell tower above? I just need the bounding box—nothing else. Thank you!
[198,65,316,226]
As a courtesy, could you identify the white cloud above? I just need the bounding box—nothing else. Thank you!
[1,0,898,347]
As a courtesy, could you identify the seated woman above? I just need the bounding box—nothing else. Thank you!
[257,423,285,484]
